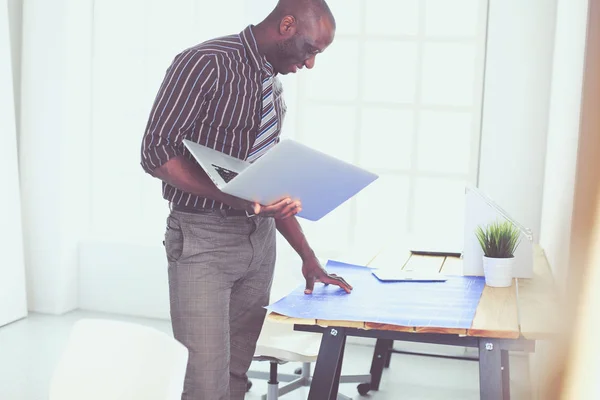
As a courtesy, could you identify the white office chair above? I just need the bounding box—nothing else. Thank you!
[49,318,188,400]
[247,319,371,399]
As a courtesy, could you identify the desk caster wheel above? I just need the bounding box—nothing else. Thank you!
[294,368,302,375]
[246,380,252,392]
[357,383,371,396]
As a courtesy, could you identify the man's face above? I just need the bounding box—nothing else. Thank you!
[271,17,335,75]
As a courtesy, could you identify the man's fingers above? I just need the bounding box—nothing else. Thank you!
[304,276,315,294]
[262,198,301,218]
[329,273,350,286]
[277,203,301,219]
[272,197,293,209]
[305,273,353,294]
[322,274,353,293]
[277,203,297,218]
[260,197,291,216]
[333,275,353,290]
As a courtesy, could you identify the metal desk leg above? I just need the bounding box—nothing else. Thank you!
[479,339,504,400]
[308,327,346,400]
[370,338,393,390]
[330,334,347,400]
[501,350,511,400]
[385,340,394,368]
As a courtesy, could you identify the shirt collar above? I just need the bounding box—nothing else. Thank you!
[240,25,274,77]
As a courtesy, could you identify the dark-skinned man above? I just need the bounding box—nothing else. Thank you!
[140,0,352,398]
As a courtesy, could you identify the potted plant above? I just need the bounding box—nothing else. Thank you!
[475,220,521,287]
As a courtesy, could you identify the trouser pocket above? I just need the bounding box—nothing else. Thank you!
[164,215,187,263]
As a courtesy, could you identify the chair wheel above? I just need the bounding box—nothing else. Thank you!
[246,380,252,392]
[294,368,302,375]
[357,383,371,396]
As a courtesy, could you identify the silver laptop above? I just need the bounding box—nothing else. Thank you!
[183,139,378,221]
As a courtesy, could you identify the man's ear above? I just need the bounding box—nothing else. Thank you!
[279,15,298,37]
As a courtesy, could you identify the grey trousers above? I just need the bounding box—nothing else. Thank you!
[164,209,276,400]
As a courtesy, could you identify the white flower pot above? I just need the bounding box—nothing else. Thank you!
[482,256,514,287]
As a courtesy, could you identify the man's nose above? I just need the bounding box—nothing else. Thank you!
[305,56,316,69]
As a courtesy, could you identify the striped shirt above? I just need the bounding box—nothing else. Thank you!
[140,25,286,210]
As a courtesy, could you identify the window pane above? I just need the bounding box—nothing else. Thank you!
[364,41,418,104]
[421,43,476,106]
[425,0,481,37]
[366,0,420,36]
[327,0,362,35]
[147,0,196,58]
[417,111,473,174]
[299,104,357,164]
[300,199,353,254]
[412,178,466,239]
[305,39,360,101]
[359,108,413,171]
[355,175,410,249]
[243,0,277,29]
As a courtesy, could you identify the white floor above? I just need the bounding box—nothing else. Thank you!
[0,311,532,400]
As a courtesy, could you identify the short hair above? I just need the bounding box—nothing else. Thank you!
[272,0,335,29]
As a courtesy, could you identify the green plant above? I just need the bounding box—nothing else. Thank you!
[475,220,521,258]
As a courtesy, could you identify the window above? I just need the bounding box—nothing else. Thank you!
[284,0,489,257]
[89,0,248,243]
[89,0,488,253]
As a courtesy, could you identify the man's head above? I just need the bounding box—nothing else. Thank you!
[256,0,336,75]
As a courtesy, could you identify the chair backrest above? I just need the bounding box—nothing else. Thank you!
[49,318,188,400]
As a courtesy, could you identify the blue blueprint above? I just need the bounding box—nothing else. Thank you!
[266,261,486,329]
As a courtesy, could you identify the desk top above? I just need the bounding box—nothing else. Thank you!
[267,244,560,340]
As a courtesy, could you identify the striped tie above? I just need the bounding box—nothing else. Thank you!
[247,74,279,163]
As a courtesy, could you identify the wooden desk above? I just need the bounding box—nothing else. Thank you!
[267,245,560,400]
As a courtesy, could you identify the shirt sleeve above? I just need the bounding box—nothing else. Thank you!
[140,50,217,174]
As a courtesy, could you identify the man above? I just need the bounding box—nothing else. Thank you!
[140,0,352,399]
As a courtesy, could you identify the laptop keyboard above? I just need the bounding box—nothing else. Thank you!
[212,164,239,183]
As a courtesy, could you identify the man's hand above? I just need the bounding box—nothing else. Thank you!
[302,256,353,294]
[227,195,301,219]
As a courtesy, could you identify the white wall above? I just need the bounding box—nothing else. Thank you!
[78,0,305,317]
[559,1,600,395]
[539,0,590,283]
[79,242,171,319]
[478,0,558,242]
[7,0,21,139]
[532,2,593,396]
[87,0,248,247]
[20,0,92,314]
[0,0,27,327]
[78,238,304,319]
[16,0,300,317]
[19,0,577,318]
